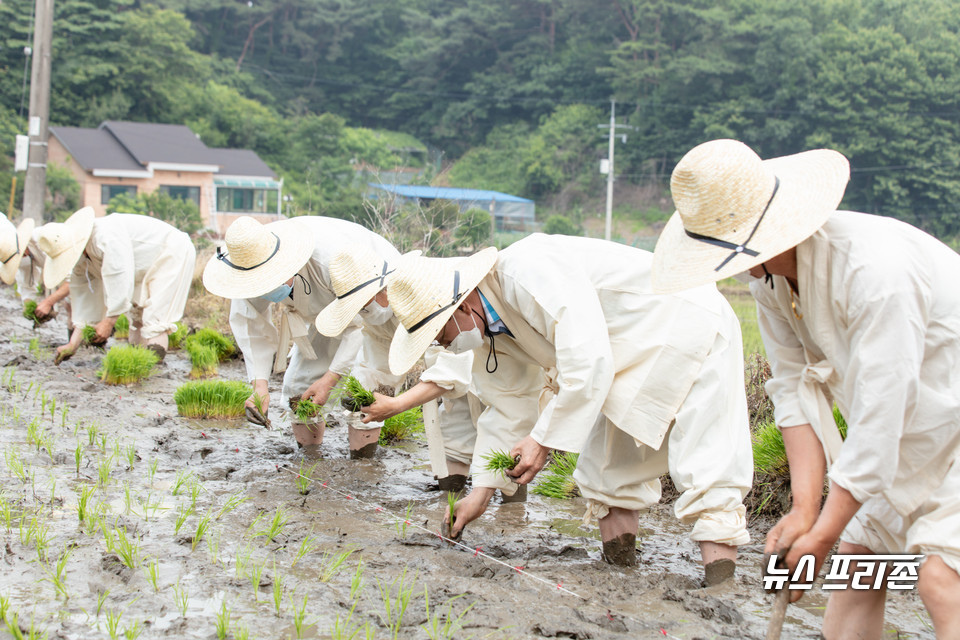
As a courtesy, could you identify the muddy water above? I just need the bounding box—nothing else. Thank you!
[0,289,933,639]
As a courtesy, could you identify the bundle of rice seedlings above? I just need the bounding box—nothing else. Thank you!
[834,406,848,439]
[745,421,791,515]
[379,406,423,444]
[174,380,252,418]
[482,449,517,479]
[113,314,130,340]
[22,300,52,326]
[167,322,189,350]
[184,328,236,361]
[98,345,160,385]
[82,325,101,345]
[293,397,323,422]
[532,451,580,499]
[187,343,219,379]
[341,376,375,411]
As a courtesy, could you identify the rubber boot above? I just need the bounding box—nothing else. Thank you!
[349,425,379,459]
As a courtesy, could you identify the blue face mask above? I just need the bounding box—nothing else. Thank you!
[260,283,293,303]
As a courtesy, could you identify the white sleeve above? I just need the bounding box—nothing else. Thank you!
[328,319,363,377]
[755,284,809,429]
[68,260,105,329]
[421,347,474,397]
[230,297,277,381]
[95,227,136,317]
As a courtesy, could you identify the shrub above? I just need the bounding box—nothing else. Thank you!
[532,451,579,499]
[542,214,580,236]
[98,345,159,385]
[174,380,252,418]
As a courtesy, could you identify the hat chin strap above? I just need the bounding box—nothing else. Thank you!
[683,176,780,272]
[216,233,281,271]
[1,233,20,264]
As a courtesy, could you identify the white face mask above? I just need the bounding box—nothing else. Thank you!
[448,314,484,354]
[360,300,393,325]
[733,271,759,285]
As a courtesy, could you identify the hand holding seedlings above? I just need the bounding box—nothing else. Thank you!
[92,316,118,344]
[443,488,496,541]
[507,436,551,485]
[301,371,340,406]
[244,379,270,427]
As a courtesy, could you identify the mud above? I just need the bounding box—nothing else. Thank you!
[602,533,638,567]
[0,287,935,639]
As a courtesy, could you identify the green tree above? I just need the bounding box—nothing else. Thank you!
[108,192,203,235]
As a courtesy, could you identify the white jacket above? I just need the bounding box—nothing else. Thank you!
[230,217,398,381]
[755,211,960,515]
[477,233,730,453]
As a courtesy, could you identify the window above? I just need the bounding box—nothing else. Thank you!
[216,188,278,213]
[159,185,201,207]
[101,184,137,205]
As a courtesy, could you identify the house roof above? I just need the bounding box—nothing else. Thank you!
[206,148,277,179]
[100,121,216,166]
[49,127,145,172]
[369,184,533,203]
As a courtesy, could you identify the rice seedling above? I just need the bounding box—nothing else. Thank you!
[111,525,141,569]
[185,328,236,361]
[421,590,475,640]
[96,590,110,618]
[48,397,56,422]
[26,417,42,451]
[249,559,265,603]
[254,506,288,543]
[342,376,375,410]
[350,559,364,601]
[395,502,414,539]
[330,603,371,640]
[31,517,53,563]
[171,470,193,496]
[173,579,189,617]
[234,544,253,578]
[22,299,51,326]
[123,620,141,640]
[122,483,133,515]
[87,423,99,447]
[60,404,69,428]
[125,445,136,470]
[98,454,115,489]
[28,337,49,361]
[41,548,71,599]
[173,505,193,535]
[215,600,230,640]
[206,528,221,565]
[135,492,164,521]
[234,622,250,640]
[147,459,158,487]
[167,322,189,350]
[752,422,788,477]
[81,325,100,346]
[0,594,9,621]
[295,462,317,496]
[376,567,418,638]
[834,406,848,439]
[113,314,129,340]
[173,380,252,418]
[532,451,580,499]
[291,592,314,638]
[4,449,28,483]
[291,534,319,568]
[380,406,423,444]
[188,480,202,511]
[318,547,356,582]
[98,345,159,386]
[191,512,212,551]
[0,495,14,531]
[143,558,160,592]
[216,490,247,520]
[293,397,323,422]
[186,343,219,379]
[74,441,82,476]
[272,561,284,616]
[105,609,123,640]
[481,449,517,479]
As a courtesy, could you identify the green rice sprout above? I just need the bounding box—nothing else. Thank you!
[42,548,71,599]
[295,462,317,496]
[834,406,848,439]
[186,343,219,379]
[5,449,28,483]
[216,491,247,520]
[98,345,160,386]
[143,558,160,591]
[184,328,236,361]
[376,566,417,636]
[191,512,212,551]
[293,397,323,422]
[28,337,49,361]
[113,314,129,340]
[96,589,109,618]
[481,449,517,479]
[395,502,415,539]
[272,561,284,616]
[173,380,252,418]
[234,622,250,640]
[60,404,69,428]
[752,422,788,476]
[291,592,313,638]
[291,534,320,569]
[215,599,230,640]
[81,325,100,346]
[173,505,193,535]
[249,560,265,603]
[532,451,580,499]
[147,459,158,487]
[105,609,122,640]
[123,620,142,640]
[234,544,252,579]
[98,455,115,489]
[350,559,364,601]
[380,406,424,444]
[173,579,188,618]
[342,376,375,410]
[171,470,193,496]
[125,444,136,469]
[188,481,202,511]
[167,322,189,351]
[421,589,475,639]
[254,507,288,543]
[206,528,221,565]
[112,525,141,568]
[22,299,51,326]
[318,547,356,583]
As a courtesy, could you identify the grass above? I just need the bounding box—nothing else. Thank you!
[380,406,423,444]
[342,376,375,410]
[293,397,323,422]
[167,322,189,351]
[531,451,580,499]
[113,314,129,340]
[186,343,219,379]
[481,449,517,479]
[173,380,252,418]
[98,345,160,385]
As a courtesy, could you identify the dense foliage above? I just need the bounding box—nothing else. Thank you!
[2,0,960,238]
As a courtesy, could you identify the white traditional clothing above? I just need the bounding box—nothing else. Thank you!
[755,211,960,569]
[467,234,752,542]
[16,238,45,303]
[69,214,195,339]
[229,217,396,405]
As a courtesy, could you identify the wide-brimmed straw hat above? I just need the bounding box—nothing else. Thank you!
[38,206,95,289]
[203,216,314,299]
[651,139,849,294]
[315,245,421,337]
[387,247,498,375]
[0,213,35,285]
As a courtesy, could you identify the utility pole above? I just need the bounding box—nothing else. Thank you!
[597,98,635,242]
[22,0,54,223]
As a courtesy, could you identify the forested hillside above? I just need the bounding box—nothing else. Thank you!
[3,0,960,240]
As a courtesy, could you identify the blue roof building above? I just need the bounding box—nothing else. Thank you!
[369,183,535,229]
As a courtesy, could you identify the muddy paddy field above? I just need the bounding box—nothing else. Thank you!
[0,287,934,639]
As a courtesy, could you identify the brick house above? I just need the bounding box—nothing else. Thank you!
[48,121,283,235]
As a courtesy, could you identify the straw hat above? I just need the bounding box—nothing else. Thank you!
[387,247,498,375]
[37,206,95,289]
[0,213,35,285]
[315,245,421,337]
[202,216,314,299]
[651,139,849,294]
